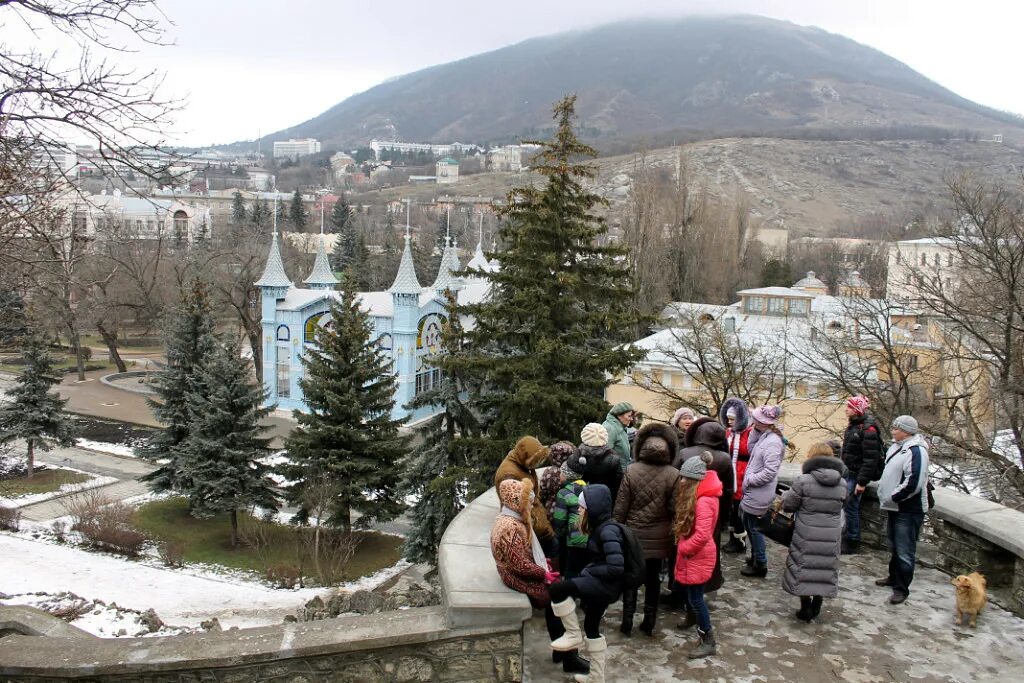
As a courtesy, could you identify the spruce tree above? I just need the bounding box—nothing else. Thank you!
[289,189,308,232]
[329,195,356,273]
[447,95,646,481]
[282,289,407,532]
[250,198,271,231]
[179,337,277,547]
[138,278,217,493]
[401,295,481,565]
[231,191,247,224]
[0,335,77,477]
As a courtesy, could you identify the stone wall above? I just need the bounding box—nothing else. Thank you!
[0,487,532,682]
[779,462,1024,616]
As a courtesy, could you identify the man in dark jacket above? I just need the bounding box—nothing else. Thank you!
[840,395,883,554]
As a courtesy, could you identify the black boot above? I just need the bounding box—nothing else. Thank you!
[552,650,590,674]
[740,562,767,578]
[677,606,697,630]
[841,538,860,555]
[620,589,637,636]
[722,533,746,554]
[639,606,657,636]
[810,596,823,619]
[796,596,813,622]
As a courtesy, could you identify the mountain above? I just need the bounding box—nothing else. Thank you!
[259,15,1023,149]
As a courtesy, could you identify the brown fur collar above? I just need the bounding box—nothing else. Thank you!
[632,422,678,465]
[802,455,845,476]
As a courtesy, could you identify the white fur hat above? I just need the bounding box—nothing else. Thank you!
[580,422,609,448]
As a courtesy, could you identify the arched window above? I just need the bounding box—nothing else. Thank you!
[276,325,290,342]
[173,210,188,242]
[304,313,325,344]
[416,314,445,355]
[377,333,393,351]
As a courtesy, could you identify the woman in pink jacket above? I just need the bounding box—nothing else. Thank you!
[673,452,722,659]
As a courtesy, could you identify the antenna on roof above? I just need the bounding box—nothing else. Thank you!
[405,198,411,238]
[320,198,325,235]
[446,207,451,245]
[272,195,277,235]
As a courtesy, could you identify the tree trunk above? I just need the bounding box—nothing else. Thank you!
[230,509,238,548]
[96,322,128,373]
[70,330,86,382]
[26,439,34,478]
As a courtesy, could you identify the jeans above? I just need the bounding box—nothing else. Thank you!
[684,585,712,631]
[548,580,610,639]
[886,510,925,596]
[743,510,768,565]
[843,474,862,542]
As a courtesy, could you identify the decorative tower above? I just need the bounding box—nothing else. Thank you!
[465,211,492,275]
[304,203,339,291]
[255,204,293,406]
[430,208,463,297]
[389,200,422,418]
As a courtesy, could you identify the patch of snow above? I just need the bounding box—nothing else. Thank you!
[993,429,1022,468]
[0,591,192,638]
[75,439,137,458]
[0,465,116,508]
[337,559,412,593]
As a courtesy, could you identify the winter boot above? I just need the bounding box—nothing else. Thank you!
[796,596,813,622]
[810,596,823,619]
[875,576,893,587]
[619,589,637,636]
[688,627,717,659]
[552,650,590,675]
[677,606,697,630]
[639,605,657,636]
[573,636,607,683]
[722,531,746,554]
[741,562,768,578]
[550,598,584,651]
[841,538,860,555]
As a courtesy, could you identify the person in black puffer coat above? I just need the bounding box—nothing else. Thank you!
[549,484,625,683]
[576,423,623,501]
[840,395,883,555]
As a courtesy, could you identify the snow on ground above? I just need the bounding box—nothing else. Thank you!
[0,532,328,630]
[0,591,191,638]
[75,438,137,458]
[0,464,116,508]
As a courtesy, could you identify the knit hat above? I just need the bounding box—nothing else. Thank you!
[679,453,710,481]
[581,422,609,447]
[548,441,577,468]
[846,395,871,416]
[892,415,919,434]
[560,460,582,481]
[671,407,696,427]
[726,407,737,419]
[609,402,634,417]
[751,404,782,426]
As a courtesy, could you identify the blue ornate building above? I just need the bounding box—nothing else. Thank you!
[255,226,493,423]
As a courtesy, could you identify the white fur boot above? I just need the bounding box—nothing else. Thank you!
[550,598,584,651]
[573,635,607,683]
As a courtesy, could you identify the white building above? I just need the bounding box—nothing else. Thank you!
[436,158,459,185]
[370,139,479,160]
[487,145,523,172]
[886,237,959,303]
[58,190,213,242]
[273,138,322,160]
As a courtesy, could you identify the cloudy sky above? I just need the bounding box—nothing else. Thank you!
[13,0,1022,146]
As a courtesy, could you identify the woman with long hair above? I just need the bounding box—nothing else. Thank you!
[673,452,722,659]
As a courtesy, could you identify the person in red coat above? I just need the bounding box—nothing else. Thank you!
[719,397,753,554]
[673,453,722,659]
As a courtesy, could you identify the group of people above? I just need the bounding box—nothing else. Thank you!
[489,397,931,682]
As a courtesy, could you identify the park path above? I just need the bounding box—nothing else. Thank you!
[18,479,150,522]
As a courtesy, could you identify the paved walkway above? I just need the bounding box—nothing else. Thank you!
[524,544,1024,683]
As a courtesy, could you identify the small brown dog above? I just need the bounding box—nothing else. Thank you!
[952,572,987,627]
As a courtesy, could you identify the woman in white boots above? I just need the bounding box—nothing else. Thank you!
[549,483,625,683]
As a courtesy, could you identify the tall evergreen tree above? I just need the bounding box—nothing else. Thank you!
[289,189,308,232]
[250,198,271,231]
[274,197,287,230]
[401,295,482,565]
[447,95,646,483]
[137,278,217,493]
[179,337,278,547]
[282,289,407,532]
[329,195,356,272]
[231,191,247,224]
[0,335,76,477]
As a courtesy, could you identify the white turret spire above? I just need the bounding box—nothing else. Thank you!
[304,200,338,289]
[390,200,420,295]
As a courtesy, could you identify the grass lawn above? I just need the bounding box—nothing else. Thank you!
[0,468,91,497]
[0,358,116,375]
[133,497,403,585]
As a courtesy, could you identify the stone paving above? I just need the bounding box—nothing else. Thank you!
[524,544,1024,683]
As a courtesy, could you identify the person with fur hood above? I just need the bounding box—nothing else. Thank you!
[495,436,555,547]
[576,423,623,501]
[673,416,735,616]
[719,397,754,554]
[613,422,680,636]
[549,484,626,683]
[673,453,722,659]
[781,442,847,622]
[490,478,590,676]
[740,405,785,578]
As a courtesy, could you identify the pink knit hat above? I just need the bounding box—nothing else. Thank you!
[846,395,870,416]
[751,404,782,426]
[671,407,696,427]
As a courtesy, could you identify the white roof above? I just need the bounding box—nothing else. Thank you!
[737,286,815,298]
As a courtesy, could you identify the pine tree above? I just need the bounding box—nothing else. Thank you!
[231,191,247,224]
[329,195,356,273]
[250,198,271,231]
[447,95,647,483]
[282,289,407,532]
[289,189,308,232]
[137,278,217,494]
[401,295,481,565]
[178,337,277,547]
[0,335,77,477]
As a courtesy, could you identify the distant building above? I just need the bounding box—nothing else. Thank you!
[273,138,322,160]
[436,158,459,185]
[886,236,959,303]
[330,153,356,182]
[66,190,213,242]
[487,145,523,172]
[756,226,789,258]
[370,139,480,160]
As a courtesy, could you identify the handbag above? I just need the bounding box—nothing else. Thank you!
[756,497,795,547]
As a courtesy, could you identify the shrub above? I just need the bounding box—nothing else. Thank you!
[80,524,147,556]
[63,489,146,556]
[0,505,22,532]
[266,564,302,589]
[157,539,185,568]
[51,520,67,543]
